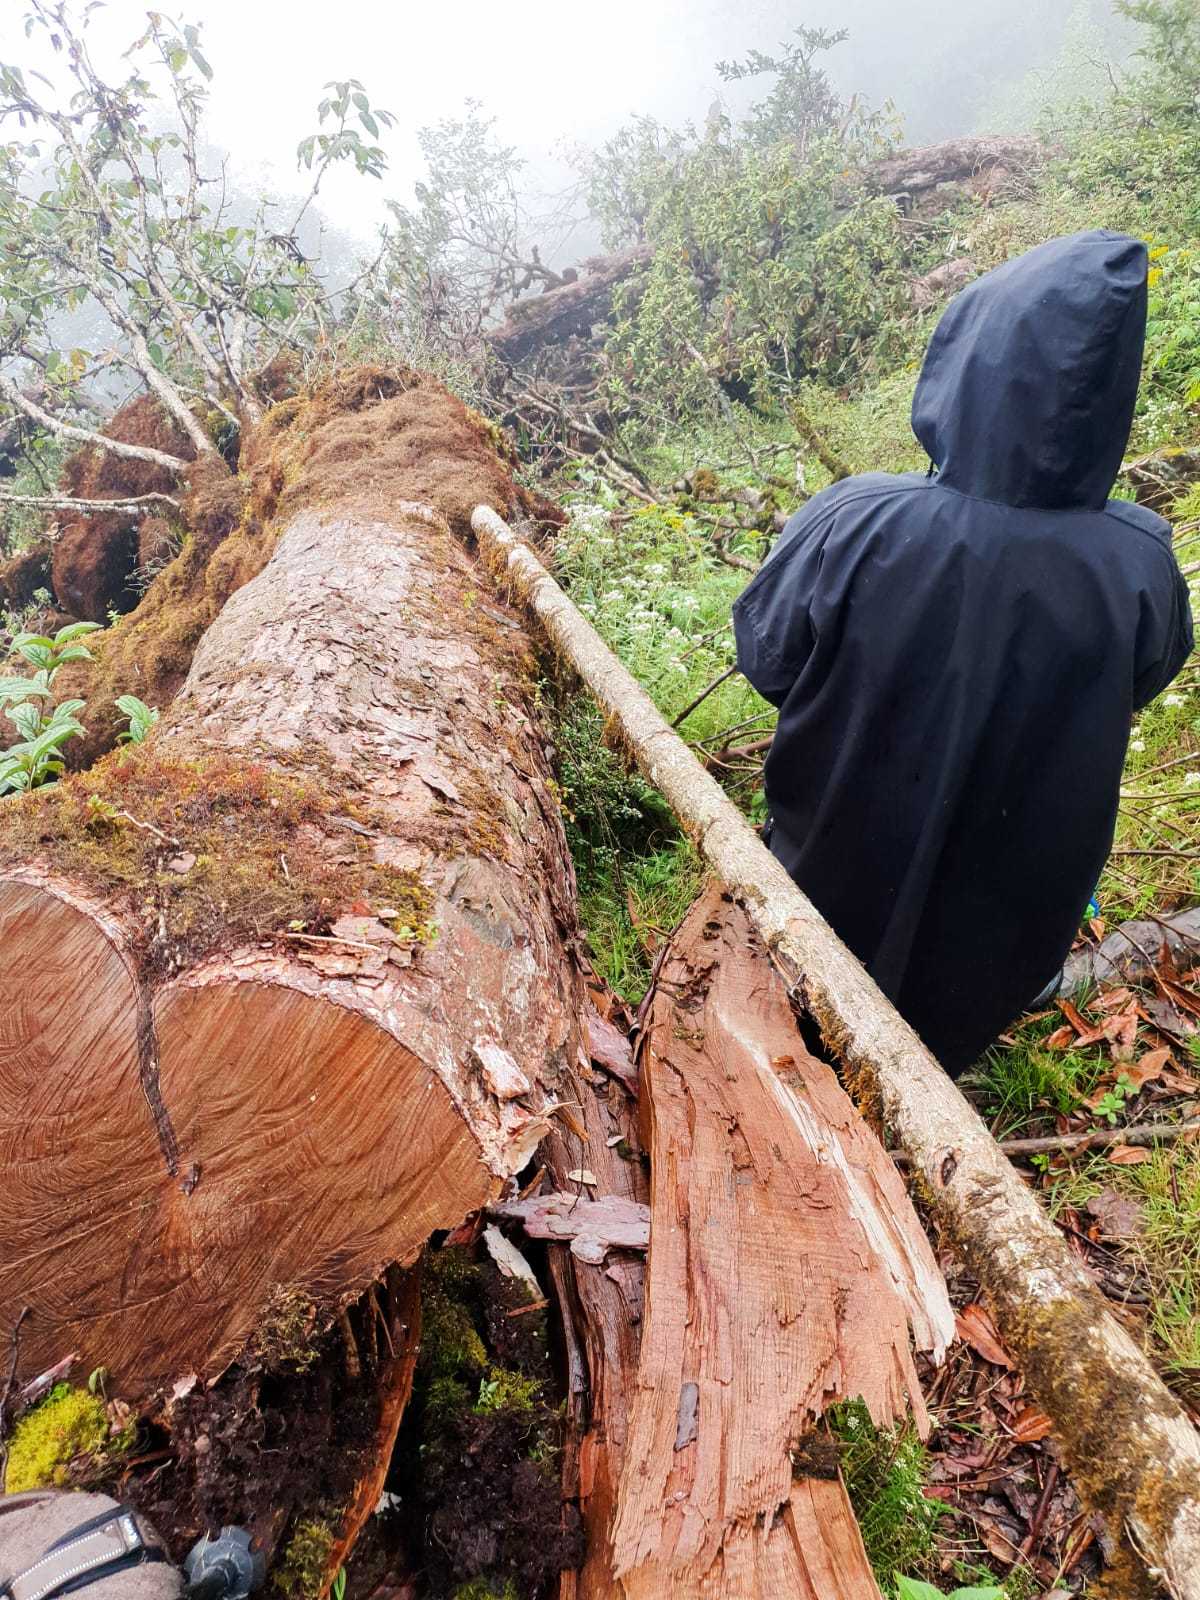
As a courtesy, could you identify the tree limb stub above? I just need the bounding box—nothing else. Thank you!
[471,502,1200,1600]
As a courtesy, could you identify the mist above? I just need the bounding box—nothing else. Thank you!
[0,0,1132,245]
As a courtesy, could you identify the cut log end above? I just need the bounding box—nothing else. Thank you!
[0,875,491,1395]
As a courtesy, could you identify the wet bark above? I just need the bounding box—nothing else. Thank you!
[610,887,949,1599]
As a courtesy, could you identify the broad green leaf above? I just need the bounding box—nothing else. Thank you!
[15,641,54,670]
[948,1590,1004,1600]
[53,621,103,645]
[893,1581,947,1600]
[5,701,40,740]
[0,677,52,706]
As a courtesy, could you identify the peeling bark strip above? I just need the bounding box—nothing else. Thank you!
[472,504,1200,1600]
[0,478,584,1407]
[610,888,950,1599]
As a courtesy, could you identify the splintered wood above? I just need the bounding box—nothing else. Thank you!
[610,886,953,1599]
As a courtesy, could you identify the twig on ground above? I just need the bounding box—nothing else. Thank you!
[995,1119,1200,1157]
[670,664,739,729]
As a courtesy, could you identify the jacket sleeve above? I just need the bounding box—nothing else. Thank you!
[732,493,839,708]
[1132,552,1194,711]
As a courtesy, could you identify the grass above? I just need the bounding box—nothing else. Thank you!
[831,1401,1036,1600]
[1048,1144,1200,1384]
[553,692,704,1002]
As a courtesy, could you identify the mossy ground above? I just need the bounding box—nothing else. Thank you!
[272,1517,337,1599]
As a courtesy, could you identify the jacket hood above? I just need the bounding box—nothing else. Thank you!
[912,230,1148,510]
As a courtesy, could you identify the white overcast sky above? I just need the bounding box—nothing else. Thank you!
[0,1,1112,243]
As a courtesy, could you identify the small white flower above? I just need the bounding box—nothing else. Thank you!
[1130,739,1146,752]
[672,661,689,675]
[1185,771,1200,787]
[1164,693,1185,707]
[601,589,622,603]
[645,563,667,577]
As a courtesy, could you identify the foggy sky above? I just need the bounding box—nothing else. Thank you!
[0,0,1125,243]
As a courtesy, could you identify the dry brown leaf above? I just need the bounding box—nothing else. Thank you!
[1085,1188,1145,1240]
[1044,1025,1076,1051]
[1096,986,1134,1012]
[956,1302,1014,1368]
[1010,1405,1054,1443]
[1085,1049,1172,1109]
[1060,998,1107,1047]
[1162,980,1200,1021]
[1104,1005,1139,1061]
[1108,1144,1154,1165]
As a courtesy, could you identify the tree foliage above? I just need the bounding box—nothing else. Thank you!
[577,28,906,418]
[0,0,394,494]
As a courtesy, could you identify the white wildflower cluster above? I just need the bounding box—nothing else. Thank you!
[1164,692,1186,707]
[569,502,612,537]
[1130,738,1146,753]
[1185,771,1200,787]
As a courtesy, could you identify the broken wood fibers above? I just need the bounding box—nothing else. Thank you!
[606,887,952,1598]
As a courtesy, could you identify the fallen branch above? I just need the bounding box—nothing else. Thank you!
[670,663,738,728]
[0,375,188,473]
[995,1119,1200,1158]
[789,400,852,483]
[0,490,181,515]
[472,502,1200,1600]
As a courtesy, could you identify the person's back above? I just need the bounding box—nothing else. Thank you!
[733,230,1193,1075]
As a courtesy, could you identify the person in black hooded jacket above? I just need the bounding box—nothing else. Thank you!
[732,229,1194,1077]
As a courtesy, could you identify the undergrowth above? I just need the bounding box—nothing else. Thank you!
[553,693,703,1001]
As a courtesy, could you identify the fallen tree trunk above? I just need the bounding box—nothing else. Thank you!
[488,248,651,370]
[472,502,1200,1600]
[0,382,584,1585]
[611,886,951,1599]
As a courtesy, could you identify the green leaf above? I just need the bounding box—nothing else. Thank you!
[190,48,213,79]
[5,701,41,740]
[948,1590,1004,1600]
[893,1581,946,1600]
[359,110,380,139]
[49,643,96,667]
[15,641,53,670]
[0,677,52,706]
[53,621,103,645]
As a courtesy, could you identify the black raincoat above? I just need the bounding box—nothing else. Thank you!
[733,230,1193,1075]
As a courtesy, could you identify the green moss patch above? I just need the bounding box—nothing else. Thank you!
[271,1516,336,1599]
[388,1243,580,1597]
[4,1384,115,1493]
